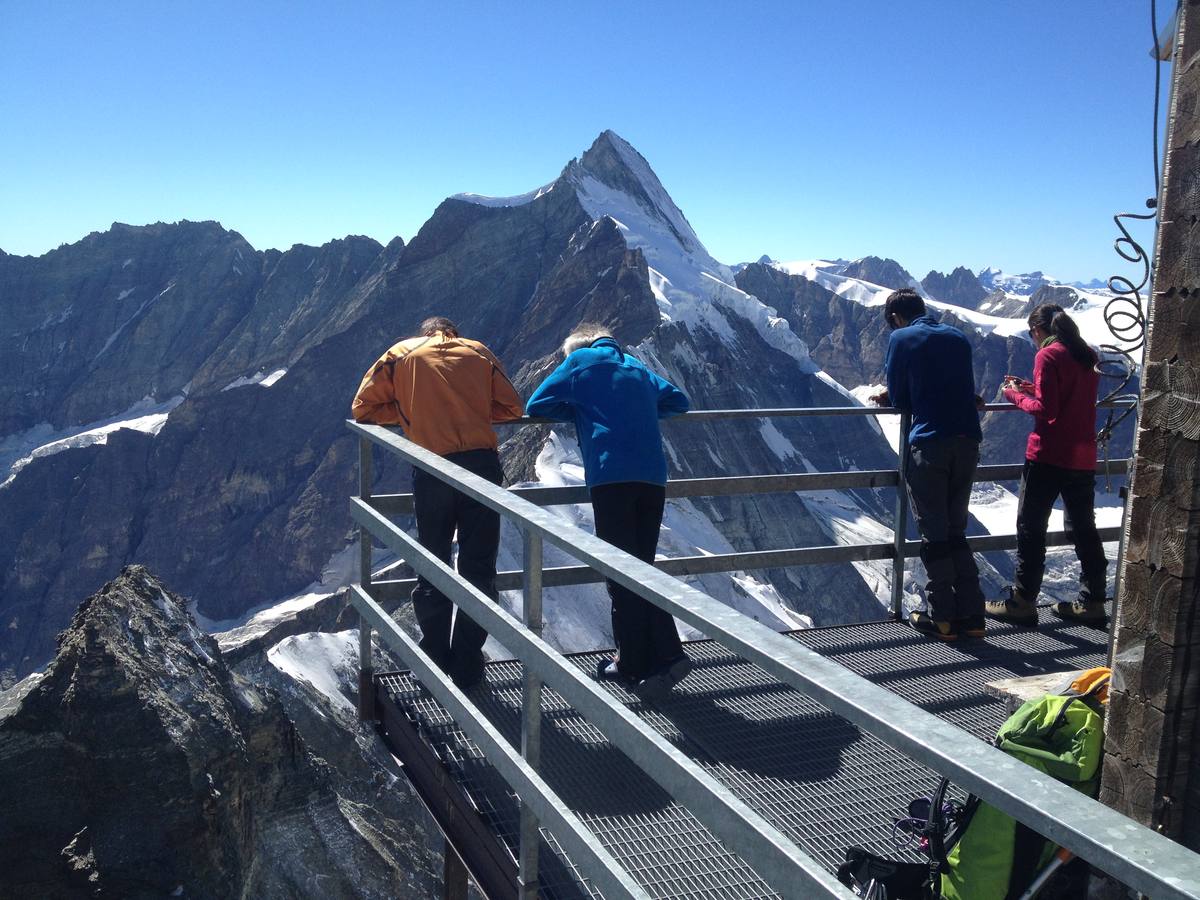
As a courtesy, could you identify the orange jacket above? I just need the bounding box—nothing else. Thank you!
[351,332,524,455]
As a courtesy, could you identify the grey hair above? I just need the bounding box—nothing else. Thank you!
[561,323,613,357]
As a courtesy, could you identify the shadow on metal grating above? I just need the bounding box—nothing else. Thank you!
[378,607,1109,899]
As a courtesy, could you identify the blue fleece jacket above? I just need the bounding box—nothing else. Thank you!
[526,338,690,487]
[884,315,982,445]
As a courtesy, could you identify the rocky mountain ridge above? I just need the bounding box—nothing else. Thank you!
[0,130,1130,686]
[0,566,439,898]
[921,265,989,309]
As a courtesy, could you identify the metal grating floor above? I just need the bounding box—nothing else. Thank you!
[377,608,1109,899]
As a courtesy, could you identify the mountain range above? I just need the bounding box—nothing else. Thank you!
[0,130,1137,896]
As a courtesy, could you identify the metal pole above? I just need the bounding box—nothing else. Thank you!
[891,411,912,620]
[358,436,376,722]
[518,527,544,899]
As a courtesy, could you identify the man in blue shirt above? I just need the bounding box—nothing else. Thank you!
[871,290,984,641]
[526,324,692,700]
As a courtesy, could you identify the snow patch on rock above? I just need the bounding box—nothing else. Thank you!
[1,394,184,487]
[222,368,288,392]
[267,630,359,714]
[452,181,556,207]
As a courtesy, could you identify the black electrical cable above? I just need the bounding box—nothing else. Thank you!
[1152,0,1163,199]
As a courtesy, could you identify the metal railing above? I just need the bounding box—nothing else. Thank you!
[363,404,1129,622]
[347,402,1200,900]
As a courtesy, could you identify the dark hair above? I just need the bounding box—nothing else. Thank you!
[1027,304,1096,367]
[418,316,458,337]
[883,288,925,329]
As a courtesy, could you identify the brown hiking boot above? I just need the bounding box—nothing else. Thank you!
[1052,599,1108,626]
[955,615,987,639]
[984,587,1038,626]
[908,610,958,642]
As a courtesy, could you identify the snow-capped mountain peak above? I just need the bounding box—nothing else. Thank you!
[977,267,1053,296]
[564,130,704,256]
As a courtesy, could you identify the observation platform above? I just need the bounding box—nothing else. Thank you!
[372,607,1108,899]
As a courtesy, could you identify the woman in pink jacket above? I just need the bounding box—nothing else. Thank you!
[985,303,1108,626]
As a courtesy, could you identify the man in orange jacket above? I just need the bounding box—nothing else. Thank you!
[352,316,524,688]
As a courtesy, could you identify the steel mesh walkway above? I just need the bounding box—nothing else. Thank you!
[377,608,1109,898]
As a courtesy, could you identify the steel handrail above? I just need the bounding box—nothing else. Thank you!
[361,525,1126,606]
[505,398,1136,426]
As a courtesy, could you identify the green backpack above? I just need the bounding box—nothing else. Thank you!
[937,686,1106,900]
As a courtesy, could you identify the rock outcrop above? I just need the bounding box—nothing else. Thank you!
[839,255,918,291]
[0,566,439,898]
[921,266,988,309]
[983,282,1081,320]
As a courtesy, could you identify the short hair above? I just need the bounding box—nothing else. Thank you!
[418,316,458,337]
[883,289,925,329]
[562,323,613,357]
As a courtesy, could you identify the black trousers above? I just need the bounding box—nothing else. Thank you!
[905,436,984,622]
[410,448,504,681]
[1014,459,1108,604]
[590,482,682,681]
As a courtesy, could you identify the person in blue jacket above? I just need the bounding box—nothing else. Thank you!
[870,289,985,642]
[526,324,692,700]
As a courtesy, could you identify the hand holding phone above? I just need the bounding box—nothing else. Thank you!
[1002,375,1033,394]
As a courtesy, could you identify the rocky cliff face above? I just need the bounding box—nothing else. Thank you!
[0,222,391,435]
[838,255,918,291]
[983,282,1081,319]
[921,266,988,309]
[0,566,439,898]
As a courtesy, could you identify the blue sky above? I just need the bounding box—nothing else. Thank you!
[1,1,1173,282]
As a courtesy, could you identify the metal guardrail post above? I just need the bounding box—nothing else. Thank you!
[890,411,912,620]
[358,436,376,722]
[519,528,544,899]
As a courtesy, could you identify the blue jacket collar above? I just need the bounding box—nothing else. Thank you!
[590,337,621,351]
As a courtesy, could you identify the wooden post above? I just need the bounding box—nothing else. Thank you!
[442,839,469,900]
[1104,0,1200,851]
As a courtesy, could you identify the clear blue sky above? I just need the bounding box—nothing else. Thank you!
[1,1,1174,282]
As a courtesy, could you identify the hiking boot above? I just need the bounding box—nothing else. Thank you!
[1052,599,1108,626]
[984,587,1038,626]
[596,657,626,682]
[632,655,694,702]
[450,653,486,691]
[908,611,958,642]
[955,615,986,639]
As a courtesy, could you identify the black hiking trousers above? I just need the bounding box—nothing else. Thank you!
[590,481,683,682]
[410,448,504,685]
[1014,459,1107,604]
[905,435,984,623]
